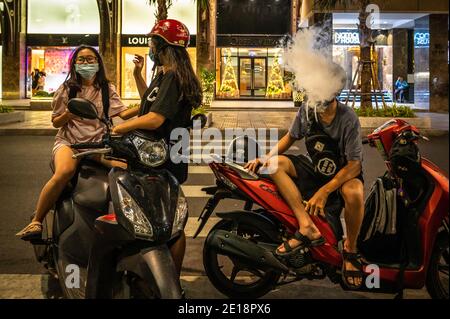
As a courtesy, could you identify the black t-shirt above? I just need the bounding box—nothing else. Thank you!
[139,71,192,183]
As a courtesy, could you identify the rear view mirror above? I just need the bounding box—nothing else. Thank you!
[68,98,98,120]
[191,113,207,129]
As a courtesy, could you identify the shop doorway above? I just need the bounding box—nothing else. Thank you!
[238,57,267,97]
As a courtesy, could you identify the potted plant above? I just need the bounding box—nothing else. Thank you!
[200,68,216,108]
[284,71,305,107]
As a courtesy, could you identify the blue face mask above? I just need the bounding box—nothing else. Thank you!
[149,48,156,62]
[75,63,99,80]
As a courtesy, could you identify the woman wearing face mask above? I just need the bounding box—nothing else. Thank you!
[16,45,138,240]
[111,19,202,276]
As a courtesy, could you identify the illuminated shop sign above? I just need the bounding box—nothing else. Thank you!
[334,30,360,45]
[414,32,429,47]
[333,30,389,46]
[27,34,98,46]
[217,35,282,48]
[121,35,196,47]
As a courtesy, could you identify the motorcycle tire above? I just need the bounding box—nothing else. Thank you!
[203,219,281,299]
[426,232,449,299]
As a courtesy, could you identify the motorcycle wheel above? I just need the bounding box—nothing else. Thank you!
[426,232,449,299]
[54,253,88,299]
[203,219,281,299]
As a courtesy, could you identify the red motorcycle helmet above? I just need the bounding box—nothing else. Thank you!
[148,19,190,48]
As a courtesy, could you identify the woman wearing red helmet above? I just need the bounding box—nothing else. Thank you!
[111,19,202,277]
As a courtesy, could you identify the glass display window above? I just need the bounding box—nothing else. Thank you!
[122,0,197,35]
[120,46,197,99]
[28,46,77,98]
[28,0,100,34]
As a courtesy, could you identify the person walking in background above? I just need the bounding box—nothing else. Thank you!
[394,76,409,103]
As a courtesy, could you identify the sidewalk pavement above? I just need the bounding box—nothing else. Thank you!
[0,108,448,136]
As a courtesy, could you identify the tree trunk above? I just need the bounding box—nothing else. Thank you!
[358,3,372,111]
[0,0,27,99]
[156,0,169,21]
[97,0,120,86]
[196,1,213,74]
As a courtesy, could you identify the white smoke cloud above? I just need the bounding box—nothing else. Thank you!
[281,28,346,106]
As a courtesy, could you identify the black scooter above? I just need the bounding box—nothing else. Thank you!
[32,98,204,299]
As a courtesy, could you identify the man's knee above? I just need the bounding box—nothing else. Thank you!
[341,179,364,206]
[268,155,294,177]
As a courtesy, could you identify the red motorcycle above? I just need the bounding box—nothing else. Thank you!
[194,119,449,299]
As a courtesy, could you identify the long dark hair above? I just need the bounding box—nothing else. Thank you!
[64,45,109,92]
[159,44,202,108]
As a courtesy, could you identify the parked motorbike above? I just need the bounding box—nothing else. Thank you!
[31,98,203,299]
[195,119,449,299]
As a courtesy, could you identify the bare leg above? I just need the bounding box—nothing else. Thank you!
[33,146,79,223]
[169,231,186,277]
[341,178,365,287]
[268,156,322,252]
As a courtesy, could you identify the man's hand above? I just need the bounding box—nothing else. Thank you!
[305,188,329,217]
[133,54,145,76]
[244,158,264,173]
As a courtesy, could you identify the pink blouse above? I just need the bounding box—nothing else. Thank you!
[51,83,128,155]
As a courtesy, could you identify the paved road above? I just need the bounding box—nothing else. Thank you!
[0,135,448,298]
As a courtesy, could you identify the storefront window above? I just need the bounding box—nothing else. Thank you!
[333,29,393,97]
[28,0,100,34]
[121,46,197,99]
[216,48,291,99]
[413,29,430,109]
[28,47,77,96]
[27,0,100,98]
[122,0,197,35]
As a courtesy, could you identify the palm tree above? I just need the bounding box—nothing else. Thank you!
[146,0,173,21]
[196,0,213,74]
[315,0,373,110]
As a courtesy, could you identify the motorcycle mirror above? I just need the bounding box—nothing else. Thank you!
[68,98,99,120]
[191,113,207,129]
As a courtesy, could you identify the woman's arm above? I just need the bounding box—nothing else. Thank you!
[52,110,76,128]
[133,55,148,99]
[117,107,140,120]
[112,112,166,134]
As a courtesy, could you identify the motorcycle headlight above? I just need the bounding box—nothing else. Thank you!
[117,183,153,240]
[171,189,188,236]
[132,136,168,167]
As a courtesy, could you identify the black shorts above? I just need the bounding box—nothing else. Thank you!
[285,154,364,216]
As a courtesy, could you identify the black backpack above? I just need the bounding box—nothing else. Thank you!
[68,83,111,125]
[389,130,421,180]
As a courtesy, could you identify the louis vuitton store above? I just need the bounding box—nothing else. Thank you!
[120,0,197,100]
[26,0,100,98]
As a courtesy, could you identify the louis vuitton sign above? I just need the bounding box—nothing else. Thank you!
[217,35,283,48]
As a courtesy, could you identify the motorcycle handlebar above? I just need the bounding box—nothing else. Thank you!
[71,142,105,150]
